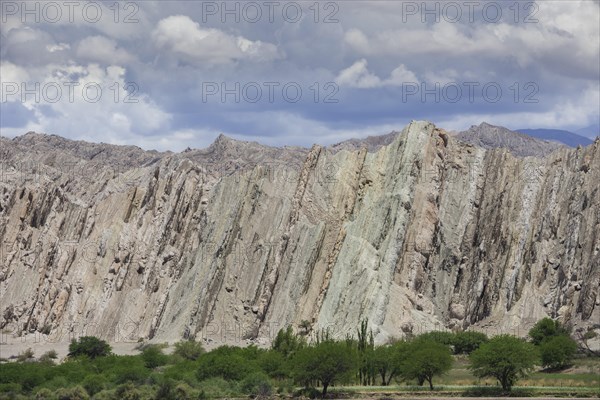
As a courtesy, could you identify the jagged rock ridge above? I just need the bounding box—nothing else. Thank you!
[0,121,598,347]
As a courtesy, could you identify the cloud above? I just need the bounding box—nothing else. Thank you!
[76,36,134,64]
[1,1,598,149]
[152,15,280,66]
[335,59,418,88]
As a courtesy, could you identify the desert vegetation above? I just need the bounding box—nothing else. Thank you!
[0,319,598,399]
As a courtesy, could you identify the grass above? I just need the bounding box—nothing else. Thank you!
[327,356,600,398]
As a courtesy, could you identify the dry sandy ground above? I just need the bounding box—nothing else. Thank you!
[0,334,143,360]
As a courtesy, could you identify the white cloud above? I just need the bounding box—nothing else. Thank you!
[46,43,71,53]
[335,59,418,88]
[0,62,30,85]
[77,36,134,64]
[152,15,280,65]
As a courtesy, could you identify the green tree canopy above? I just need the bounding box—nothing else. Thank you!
[452,331,488,354]
[173,340,205,361]
[528,317,569,345]
[291,340,357,397]
[402,340,453,390]
[140,344,169,369]
[469,335,539,391]
[539,334,578,370]
[371,341,410,386]
[68,336,112,359]
[272,326,305,358]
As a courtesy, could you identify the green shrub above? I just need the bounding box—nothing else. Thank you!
[0,383,21,394]
[539,335,578,369]
[91,390,116,400]
[141,345,169,369]
[197,378,239,398]
[16,348,35,362]
[39,350,59,365]
[68,337,111,359]
[34,388,54,400]
[173,382,195,400]
[196,346,255,381]
[272,326,305,358]
[82,374,106,396]
[257,350,287,379]
[115,383,141,400]
[240,372,272,396]
[529,317,569,345]
[414,331,454,346]
[55,385,89,400]
[452,331,488,354]
[173,341,204,361]
[154,378,174,400]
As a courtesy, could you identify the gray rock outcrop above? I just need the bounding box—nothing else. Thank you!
[1,121,598,346]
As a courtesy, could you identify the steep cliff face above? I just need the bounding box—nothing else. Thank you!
[1,121,598,346]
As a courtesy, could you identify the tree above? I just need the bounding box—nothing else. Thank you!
[469,335,538,392]
[539,335,577,370]
[291,341,357,398]
[141,344,169,369]
[173,340,204,361]
[196,346,254,381]
[415,331,455,346]
[272,326,305,358]
[453,331,488,355]
[258,350,288,379]
[371,341,410,386]
[357,319,375,386]
[402,340,453,390]
[68,336,112,359]
[528,317,568,346]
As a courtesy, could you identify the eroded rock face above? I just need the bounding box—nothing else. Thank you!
[1,121,598,346]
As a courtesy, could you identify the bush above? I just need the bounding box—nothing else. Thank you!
[82,374,106,396]
[272,326,305,358]
[68,337,111,359]
[115,383,142,400]
[141,345,169,369]
[240,372,272,397]
[173,382,195,400]
[55,385,89,400]
[197,377,239,398]
[469,335,538,392]
[173,340,204,361]
[539,335,577,370]
[39,350,58,364]
[16,348,35,362]
[453,331,488,354]
[529,317,569,346]
[196,346,254,381]
[34,388,53,400]
[415,331,454,346]
[257,350,288,379]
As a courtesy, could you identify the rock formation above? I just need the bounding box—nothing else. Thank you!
[1,121,598,347]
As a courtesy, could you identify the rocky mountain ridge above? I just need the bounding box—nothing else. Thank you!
[1,121,598,348]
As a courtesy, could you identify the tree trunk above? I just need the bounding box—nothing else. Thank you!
[322,382,329,398]
[428,377,434,391]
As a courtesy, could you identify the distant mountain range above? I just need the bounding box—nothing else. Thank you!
[517,128,594,148]
[576,123,600,139]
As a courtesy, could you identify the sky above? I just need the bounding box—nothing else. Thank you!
[1,0,599,151]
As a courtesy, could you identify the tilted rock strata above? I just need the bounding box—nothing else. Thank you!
[0,122,598,346]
